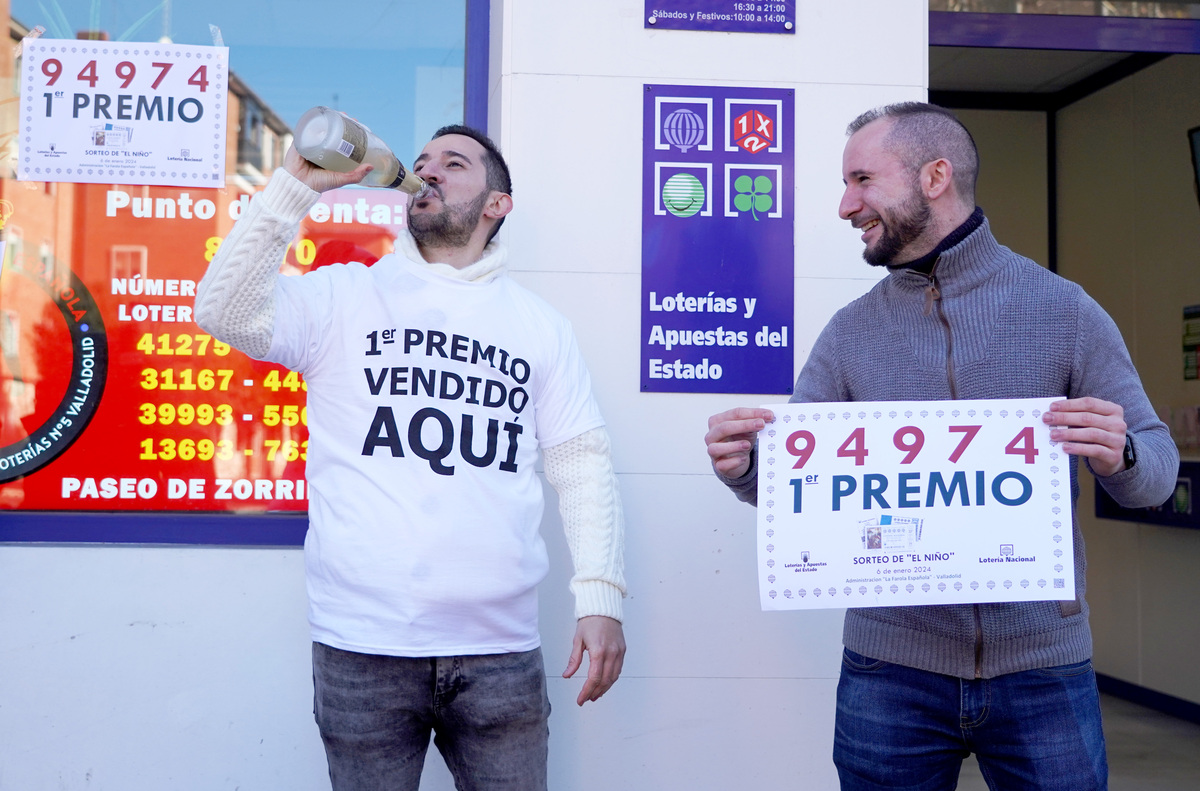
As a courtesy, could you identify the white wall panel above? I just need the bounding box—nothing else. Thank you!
[503,1,925,89]
[500,75,645,276]
[539,473,846,681]
[495,0,928,785]
[544,676,839,788]
[0,546,327,791]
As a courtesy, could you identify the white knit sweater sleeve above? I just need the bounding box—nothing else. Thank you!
[194,170,321,359]
[542,426,626,622]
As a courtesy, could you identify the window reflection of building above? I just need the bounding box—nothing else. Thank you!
[109,245,149,282]
[232,74,289,188]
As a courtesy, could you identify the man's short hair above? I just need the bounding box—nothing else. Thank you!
[431,124,512,195]
[431,124,512,242]
[847,103,979,204]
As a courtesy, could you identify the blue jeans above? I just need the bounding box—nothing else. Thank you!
[312,642,550,791]
[833,649,1108,791]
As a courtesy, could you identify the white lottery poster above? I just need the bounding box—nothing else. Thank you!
[757,398,1074,611]
[18,38,228,188]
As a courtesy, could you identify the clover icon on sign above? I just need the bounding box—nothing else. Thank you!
[734,174,773,220]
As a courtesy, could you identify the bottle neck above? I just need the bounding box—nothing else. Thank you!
[388,164,428,196]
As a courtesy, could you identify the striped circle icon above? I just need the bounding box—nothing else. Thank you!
[661,173,704,218]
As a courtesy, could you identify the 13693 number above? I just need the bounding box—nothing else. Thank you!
[139,437,233,461]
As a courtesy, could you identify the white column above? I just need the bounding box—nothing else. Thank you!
[487,2,928,787]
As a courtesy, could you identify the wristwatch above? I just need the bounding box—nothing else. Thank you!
[1122,435,1136,471]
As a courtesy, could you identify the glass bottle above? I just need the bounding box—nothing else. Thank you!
[293,106,428,197]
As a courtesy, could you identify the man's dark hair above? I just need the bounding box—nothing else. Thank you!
[431,124,512,195]
[431,124,512,243]
[847,102,979,204]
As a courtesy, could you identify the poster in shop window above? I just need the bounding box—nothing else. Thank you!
[18,38,228,188]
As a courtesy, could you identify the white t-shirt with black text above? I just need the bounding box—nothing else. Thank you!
[268,241,604,657]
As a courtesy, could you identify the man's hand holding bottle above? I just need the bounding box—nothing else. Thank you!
[283,143,372,194]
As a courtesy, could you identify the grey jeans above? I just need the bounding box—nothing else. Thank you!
[312,642,550,791]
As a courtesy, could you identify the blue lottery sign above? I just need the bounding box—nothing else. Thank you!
[646,1,795,34]
[642,84,794,394]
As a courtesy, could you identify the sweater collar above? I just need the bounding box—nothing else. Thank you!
[886,210,1009,296]
[888,207,984,275]
[395,229,508,284]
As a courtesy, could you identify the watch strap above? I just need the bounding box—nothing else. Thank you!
[1122,434,1136,470]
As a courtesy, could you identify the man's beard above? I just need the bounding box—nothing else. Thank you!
[863,188,932,267]
[408,187,490,249]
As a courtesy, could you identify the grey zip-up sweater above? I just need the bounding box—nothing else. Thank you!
[722,215,1178,679]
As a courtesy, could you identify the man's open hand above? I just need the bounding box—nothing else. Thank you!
[563,615,625,706]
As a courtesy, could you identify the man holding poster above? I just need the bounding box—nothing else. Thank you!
[705,103,1178,790]
[196,126,626,790]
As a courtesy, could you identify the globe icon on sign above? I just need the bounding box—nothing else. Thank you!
[661,173,705,218]
[663,108,704,152]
